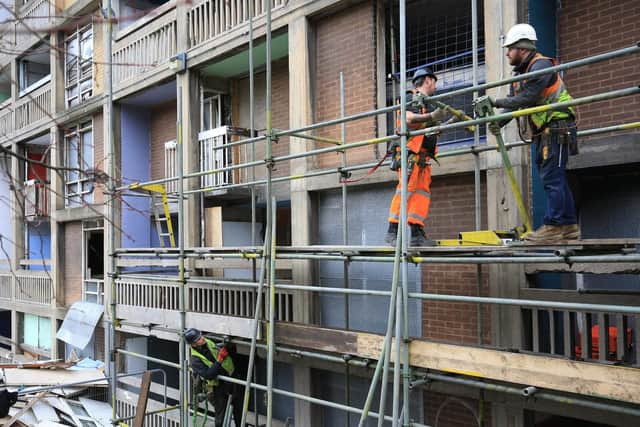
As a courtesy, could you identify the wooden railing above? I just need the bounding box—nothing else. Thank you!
[520,288,640,365]
[15,82,51,131]
[0,270,52,305]
[187,0,288,48]
[112,4,177,87]
[116,276,294,322]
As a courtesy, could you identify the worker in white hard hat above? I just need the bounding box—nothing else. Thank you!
[478,23,580,243]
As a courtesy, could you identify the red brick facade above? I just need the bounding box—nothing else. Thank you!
[63,221,82,306]
[558,0,640,132]
[150,101,177,181]
[422,173,490,345]
[313,1,379,169]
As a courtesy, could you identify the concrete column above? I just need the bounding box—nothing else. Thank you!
[10,142,23,271]
[177,70,201,248]
[49,127,65,308]
[288,16,318,427]
[484,1,527,425]
[11,309,19,354]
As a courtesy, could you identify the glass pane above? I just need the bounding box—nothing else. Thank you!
[80,33,93,60]
[66,37,78,65]
[82,130,93,169]
[86,282,97,292]
[66,135,79,180]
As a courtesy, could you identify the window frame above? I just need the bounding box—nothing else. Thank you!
[63,120,94,207]
[65,24,94,107]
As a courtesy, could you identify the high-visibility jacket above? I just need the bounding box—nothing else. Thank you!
[512,53,574,129]
[191,338,235,388]
[396,91,438,157]
[575,325,633,360]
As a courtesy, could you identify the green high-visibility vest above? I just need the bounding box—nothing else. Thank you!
[191,338,235,388]
[512,53,575,129]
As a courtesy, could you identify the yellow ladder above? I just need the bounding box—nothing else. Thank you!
[129,183,176,248]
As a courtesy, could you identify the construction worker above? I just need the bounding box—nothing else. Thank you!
[385,67,450,246]
[185,328,244,426]
[483,23,579,243]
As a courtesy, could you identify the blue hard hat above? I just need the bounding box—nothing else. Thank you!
[411,68,437,84]
[184,328,201,344]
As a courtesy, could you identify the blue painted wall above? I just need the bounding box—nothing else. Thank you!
[27,222,51,271]
[121,106,152,248]
[529,0,558,230]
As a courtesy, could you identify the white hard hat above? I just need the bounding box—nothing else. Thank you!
[503,23,538,48]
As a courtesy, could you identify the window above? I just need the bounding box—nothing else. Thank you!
[82,220,104,304]
[23,314,51,351]
[65,25,93,107]
[64,121,93,207]
[201,94,223,131]
[18,42,51,95]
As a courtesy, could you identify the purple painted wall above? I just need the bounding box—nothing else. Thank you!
[121,106,152,248]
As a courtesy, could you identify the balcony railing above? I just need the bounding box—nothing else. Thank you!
[24,179,49,219]
[18,0,52,33]
[112,3,177,87]
[199,126,252,188]
[520,289,640,365]
[15,82,52,131]
[116,276,294,322]
[187,0,288,48]
[0,100,13,136]
[0,270,53,306]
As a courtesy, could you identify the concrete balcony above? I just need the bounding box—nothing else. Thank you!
[114,275,294,336]
[0,269,53,307]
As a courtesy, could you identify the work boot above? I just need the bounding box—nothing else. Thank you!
[561,224,581,240]
[410,224,436,247]
[384,222,398,246]
[524,224,566,244]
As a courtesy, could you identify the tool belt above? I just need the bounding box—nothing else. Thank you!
[534,118,579,156]
[389,143,430,173]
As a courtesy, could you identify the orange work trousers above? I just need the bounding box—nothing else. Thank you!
[387,154,432,227]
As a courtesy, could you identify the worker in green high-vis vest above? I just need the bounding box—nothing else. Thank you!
[480,23,580,244]
[185,328,244,426]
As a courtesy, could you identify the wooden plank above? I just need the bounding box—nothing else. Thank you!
[132,371,153,427]
[2,368,108,386]
[525,263,640,274]
[274,322,640,405]
[5,391,46,427]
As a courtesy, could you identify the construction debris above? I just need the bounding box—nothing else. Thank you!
[0,358,114,426]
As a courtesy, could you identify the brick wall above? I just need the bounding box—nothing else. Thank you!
[150,101,177,181]
[422,173,490,345]
[424,391,490,427]
[64,221,82,306]
[232,58,290,181]
[271,59,290,179]
[558,0,640,132]
[92,112,104,204]
[313,1,378,169]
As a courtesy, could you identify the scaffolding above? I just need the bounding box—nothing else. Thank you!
[102,0,640,426]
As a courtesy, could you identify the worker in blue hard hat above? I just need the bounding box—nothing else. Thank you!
[184,328,244,426]
[385,67,452,247]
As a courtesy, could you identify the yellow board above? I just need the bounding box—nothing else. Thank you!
[437,230,515,246]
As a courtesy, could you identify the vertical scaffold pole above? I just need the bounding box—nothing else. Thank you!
[265,0,275,425]
[340,71,352,427]
[394,0,409,425]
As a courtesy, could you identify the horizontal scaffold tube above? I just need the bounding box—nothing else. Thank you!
[117,80,640,193]
[214,373,429,426]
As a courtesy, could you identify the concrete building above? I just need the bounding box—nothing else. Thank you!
[0,0,638,425]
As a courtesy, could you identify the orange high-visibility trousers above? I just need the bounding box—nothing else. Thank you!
[388,155,432,227]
